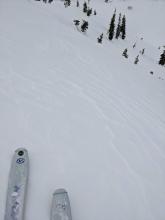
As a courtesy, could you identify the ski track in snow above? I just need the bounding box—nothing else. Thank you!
[1,43,165,220]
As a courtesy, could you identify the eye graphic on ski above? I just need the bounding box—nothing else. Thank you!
[16,158,25,164]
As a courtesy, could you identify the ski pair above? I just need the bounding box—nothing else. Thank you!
[4,148,72,220]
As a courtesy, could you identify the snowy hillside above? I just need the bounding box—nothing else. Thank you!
[0,0,165,220]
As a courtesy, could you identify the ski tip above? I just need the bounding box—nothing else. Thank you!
[14,148,29,165]
[53,188,68,195]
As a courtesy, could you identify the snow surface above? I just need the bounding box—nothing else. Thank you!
[0,0,165,220]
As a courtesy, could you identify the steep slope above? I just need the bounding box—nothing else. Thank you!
[0,0,165,220]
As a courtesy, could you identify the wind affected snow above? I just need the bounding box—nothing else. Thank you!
[0,0,165,220]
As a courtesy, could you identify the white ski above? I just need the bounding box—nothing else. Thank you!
[4,148,29,220]
[51,189,72,220]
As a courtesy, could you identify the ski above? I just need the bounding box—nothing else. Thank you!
[50,189,72,220]
[4,148,29,220]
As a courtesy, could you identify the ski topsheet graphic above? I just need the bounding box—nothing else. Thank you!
[51,189,72,220]
[4,148,29,220]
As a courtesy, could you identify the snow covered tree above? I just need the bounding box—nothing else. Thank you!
[108,10,116,40]
[134,55,139,64]
[122,48,128,58]
[97,33,103,43]
[81,20,88,32]
[87,8,92,16]
[140,48,145,55]
[133,42,136,48]
[120,15,126,39]
[73,20,80,26]
[64,0,71,7]
[159,50,165,66]
[115,13,121,39]
[83,2,88,13]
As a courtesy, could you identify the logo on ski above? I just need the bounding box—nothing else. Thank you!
[16,158,25,164]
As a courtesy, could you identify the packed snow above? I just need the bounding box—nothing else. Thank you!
[0,0,165,220]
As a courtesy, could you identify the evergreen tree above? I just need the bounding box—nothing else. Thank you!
[76,0,79,7]
[120,15,126,39]
[133,42,136,48]
[87,8,92,16]
[48,0,53,3]
[140,48,145,55]
[159,50,165,66]
[122,48,128,58]
[64,0,71,7]
[97,33,103,43]
[115,13,121,39]
[83,2,88,13]
[94,10,97,15]
[81,20,88,32]
[134,55,139,64]
[108,10,116,40]
[73,20,80,26]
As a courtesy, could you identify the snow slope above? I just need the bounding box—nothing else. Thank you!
[0,0,165,220]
